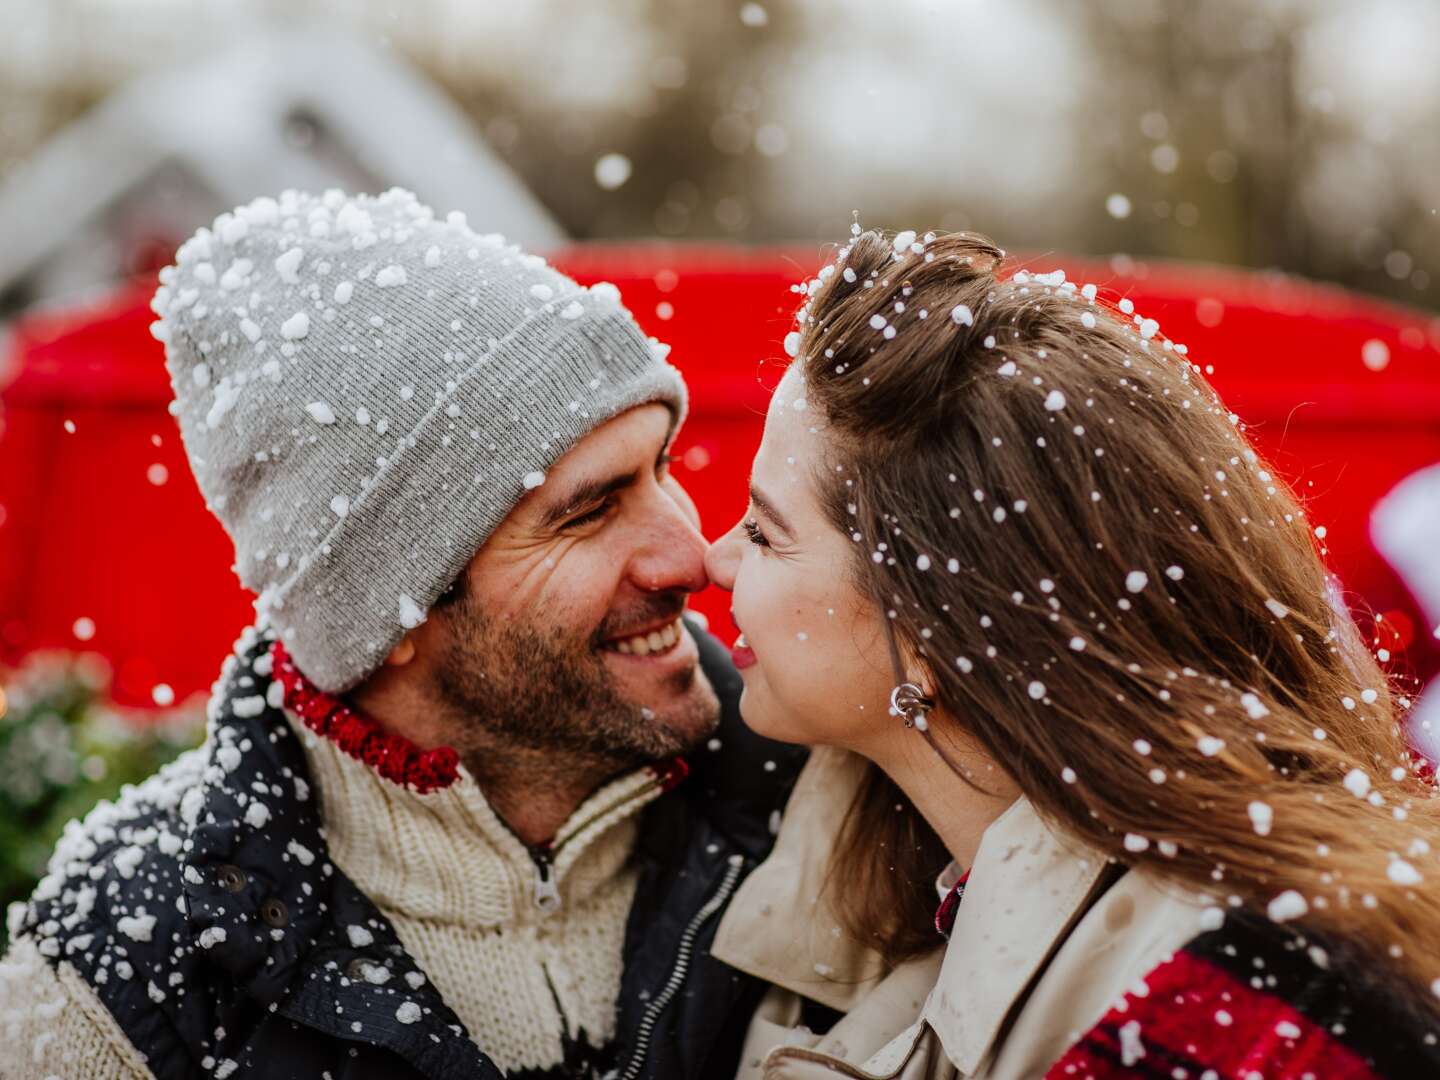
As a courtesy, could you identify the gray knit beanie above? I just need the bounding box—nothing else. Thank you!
[151,188,687,693]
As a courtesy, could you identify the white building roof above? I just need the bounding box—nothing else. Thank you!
[0,25,563,314]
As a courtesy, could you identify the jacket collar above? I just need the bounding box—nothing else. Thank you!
[178,623,494,1077]
[923,797,1108,1074]
[176,618,797,1079]
[285,704,668,926]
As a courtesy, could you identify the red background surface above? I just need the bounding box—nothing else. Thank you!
[2,244,1439,707]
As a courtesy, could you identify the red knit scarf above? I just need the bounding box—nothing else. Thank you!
[270,639,461,793]
[268,639,692,796]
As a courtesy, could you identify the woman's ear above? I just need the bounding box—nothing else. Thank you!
[898,643,939,706]
[384,635,418,667]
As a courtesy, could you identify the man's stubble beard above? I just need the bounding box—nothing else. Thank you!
[430,588,721,779]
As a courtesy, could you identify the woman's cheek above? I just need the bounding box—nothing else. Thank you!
[760,583,839,737]
[733,561,806,732]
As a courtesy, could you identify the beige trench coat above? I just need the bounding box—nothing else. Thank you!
[713,748,1216,1079]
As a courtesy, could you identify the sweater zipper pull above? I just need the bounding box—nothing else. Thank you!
[531,848,561,913]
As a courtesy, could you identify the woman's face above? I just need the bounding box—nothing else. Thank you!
[705,366,894,750]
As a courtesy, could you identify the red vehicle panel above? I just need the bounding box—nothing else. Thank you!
[2,245,1437,707]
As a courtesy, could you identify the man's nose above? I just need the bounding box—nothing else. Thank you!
[703,520,743,594]
[629,486,711,594]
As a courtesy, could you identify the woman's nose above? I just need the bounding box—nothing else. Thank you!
[704,521,743,593]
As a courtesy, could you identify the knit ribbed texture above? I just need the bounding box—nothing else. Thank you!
[0,937,151,1079]
[151,188,687,693]
[287,710,664,1073]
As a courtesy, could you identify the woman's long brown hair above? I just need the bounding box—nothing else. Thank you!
[796,229,1440,1001]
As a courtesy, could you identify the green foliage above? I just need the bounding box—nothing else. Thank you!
[0,651,203,949]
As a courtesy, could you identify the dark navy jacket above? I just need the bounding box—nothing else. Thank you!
[11,621,804,1078]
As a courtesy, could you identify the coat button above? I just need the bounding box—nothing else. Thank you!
[260,898,289,928]
[217,865,247,893]
[346,958,390,984]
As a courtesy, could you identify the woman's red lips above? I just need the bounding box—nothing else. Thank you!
[730,633,757,671]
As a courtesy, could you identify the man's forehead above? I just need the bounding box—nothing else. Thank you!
[546,402,670,477]
[522,403,674,519]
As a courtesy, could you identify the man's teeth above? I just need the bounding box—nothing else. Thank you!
[735,633,747,649]
[611,618,683,656]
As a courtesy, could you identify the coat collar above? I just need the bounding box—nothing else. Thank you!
[712,746,890,1012]
[922,797,1108,1074]
[714,748,1110,1071]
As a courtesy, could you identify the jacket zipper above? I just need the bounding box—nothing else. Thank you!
[615,855,746,1080]
[530,846,561,912]
[524,772,665,913]
[522,774,673,1065]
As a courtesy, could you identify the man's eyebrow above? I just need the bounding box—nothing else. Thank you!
[748,483,795,538]
[538,469,638,529]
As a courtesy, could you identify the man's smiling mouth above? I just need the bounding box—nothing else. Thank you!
[602,616,685,657]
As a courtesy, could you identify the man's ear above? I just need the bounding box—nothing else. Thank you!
[384,634,418,667]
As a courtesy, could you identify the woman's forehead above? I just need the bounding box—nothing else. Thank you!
[760,370,815,463]
[754,367,831,522]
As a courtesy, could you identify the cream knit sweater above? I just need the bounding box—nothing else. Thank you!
[288,712,664,1072]
[0,710,664,1078]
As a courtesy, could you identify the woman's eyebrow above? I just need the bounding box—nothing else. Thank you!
[749,483,795,537]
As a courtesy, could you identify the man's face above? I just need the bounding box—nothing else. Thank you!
[414,403,721,768]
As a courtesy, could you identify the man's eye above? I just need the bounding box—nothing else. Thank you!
[565,500,612,529]
[742,519,771,548]
[657,453,678,473]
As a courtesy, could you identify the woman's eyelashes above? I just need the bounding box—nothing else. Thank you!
[742,518,771,548]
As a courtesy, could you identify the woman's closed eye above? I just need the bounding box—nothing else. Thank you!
[743,518,771,548]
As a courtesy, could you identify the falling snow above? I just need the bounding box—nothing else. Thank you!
[116,911,156,942]
[375,265,409,288]
[1361,339,1391,372]
[594,152,633,190]
[1118,1020,1145,1066]
[1267,890,1308,922]
[280,312,310,340]
[1388,859,1423,886]
[1343,768,1371,798]
[398,594,426,629]
[1240,693,1270,720]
